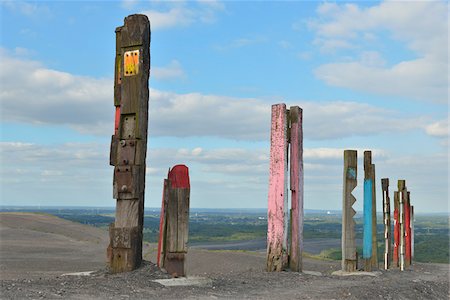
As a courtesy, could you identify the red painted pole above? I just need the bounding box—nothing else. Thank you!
[114,106,120,134]
[393,191,399,267]
[157,177,168,267]
[405,191,411,266]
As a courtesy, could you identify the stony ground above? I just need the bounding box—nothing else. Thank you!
[0,213,448,299]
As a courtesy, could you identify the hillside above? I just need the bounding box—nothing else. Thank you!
[0,213,448,299]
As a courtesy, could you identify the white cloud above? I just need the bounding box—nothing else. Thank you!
[425,119,448,138]
[309,1,448,103]
[425,119,449,146]
[1,1,51,17]
[152,60,185,80]
[1,141,447,211]
[0,49,432,141]
[141,1,224,30]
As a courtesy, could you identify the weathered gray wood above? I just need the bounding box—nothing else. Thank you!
[160,165,190,277]
[342,150,357,272]
[108,14,150,273]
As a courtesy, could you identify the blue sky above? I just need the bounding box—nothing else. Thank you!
[0,1,448,213]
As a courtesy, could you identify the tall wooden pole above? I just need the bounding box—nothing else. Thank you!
[405,191,411,267]
[410,205,414,262]
[393,191,400,267]
[267,104,288,272]
[370,160,378,269]
[342,150,357,272]
[381,178,391,270]
[289,106,303,272]
[398,180,406,271]
[363,152,373,271]
[108,14,150,273]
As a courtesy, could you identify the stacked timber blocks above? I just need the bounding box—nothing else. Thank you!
[107,14,150,273]
[157,165,191,277]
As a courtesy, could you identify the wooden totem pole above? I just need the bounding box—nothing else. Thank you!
[267,104,303,272]
[363,151,378,270]
[393,190,400,267]
[342,150,357,272]
[157,165,191,277]
[398,180,406,271]
[381,178,391,270]
[108,14,150,273]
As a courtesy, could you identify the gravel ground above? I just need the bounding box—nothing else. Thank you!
[1,213,448,299]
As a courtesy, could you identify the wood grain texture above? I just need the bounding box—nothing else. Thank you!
[267,104,288,272]
[109,14,150,273]
[393,191,399,267]
[342,150,357,272]
[160,166,190,276]
[289,106,303,272]
[157,179,169,267]
[381,178,391,270]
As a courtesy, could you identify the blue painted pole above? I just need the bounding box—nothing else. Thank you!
[363,179,373,259]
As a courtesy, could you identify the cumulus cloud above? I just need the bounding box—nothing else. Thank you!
[152,60,185,80]
[309,1,448,103]
[141,1,224,30]
[425,119,448,138]
[1,141,447,211]
[0,49,431,141]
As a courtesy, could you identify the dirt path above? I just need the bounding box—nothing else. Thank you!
[1,213,448,299]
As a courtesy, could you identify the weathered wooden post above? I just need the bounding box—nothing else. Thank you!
[393,191,400,267]
[289,106,303,272]
[363,152,373,271]
[108,14,150,273]
[267,104,288,272]
[369,157,378,270]
[267,104,303,272]
[405,191,411,267]
[410,205,414,262]
[381,178,391,270]
[342,150,357,272]
[157,165,190,277]
[398,180,406,271]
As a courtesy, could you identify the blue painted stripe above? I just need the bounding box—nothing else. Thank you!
[363,179,373,259]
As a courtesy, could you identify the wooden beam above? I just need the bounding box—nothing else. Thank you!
[381,178,391,270]
[108,14,150,273]
[342,150,357,272]
[162,165,190,277]
[405,191,411,267]
[363,151,373,271]
[289,106,303,272]
[393,191,399,268]
[398,180,406,271]
[267,104,288,272]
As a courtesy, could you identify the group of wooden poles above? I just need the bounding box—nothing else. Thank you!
[267,104,415,273]
[107,15,415,275]
[343,150,414,273]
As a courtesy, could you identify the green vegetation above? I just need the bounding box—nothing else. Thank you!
[1,207,447,264]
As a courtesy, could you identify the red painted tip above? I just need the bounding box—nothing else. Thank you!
[168,165,190,188]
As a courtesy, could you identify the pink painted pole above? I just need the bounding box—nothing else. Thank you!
[267,103,288,272]
[289,106,303,272]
